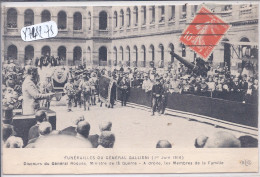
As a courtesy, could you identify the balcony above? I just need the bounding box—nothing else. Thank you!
[94,29,111,37]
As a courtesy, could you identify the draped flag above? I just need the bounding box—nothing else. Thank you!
[99,75,117,104]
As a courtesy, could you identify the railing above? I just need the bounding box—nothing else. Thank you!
[119,88,258,128]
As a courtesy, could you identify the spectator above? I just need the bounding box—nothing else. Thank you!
[3,124,15,142]
[198,131,241,148]
[194,135,208,148]
[5,136,24,148]
[60,115,85,136]
[156,140,172,148]
[28,122,52,144]
[99,121,112,131]
[98,131,115,148]
[28,110,47,140]
[76,121,91,140]
[239,135,258,148]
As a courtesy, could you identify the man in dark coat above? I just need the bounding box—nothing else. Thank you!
[151,77,163,116]
[118,75,130,106]
[28,110,47,141]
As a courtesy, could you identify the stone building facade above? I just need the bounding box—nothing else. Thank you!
[1,3,258,71]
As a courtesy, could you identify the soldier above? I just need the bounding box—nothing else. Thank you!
[74,75,82,108]
[63,77,76,112]
[200,78,209,97]
[230,77,242,102]
[118,75,130,106]
[79,75,91,111]
[39,76,53,109]
[160,78,170,115]
[89,72,99,105]
[151,77,163,116]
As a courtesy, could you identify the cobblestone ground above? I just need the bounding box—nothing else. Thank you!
[50,96,247,148]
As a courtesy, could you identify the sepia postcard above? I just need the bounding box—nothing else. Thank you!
[1,0,259,175]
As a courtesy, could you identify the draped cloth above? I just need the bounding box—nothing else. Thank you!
[99,75,117,105]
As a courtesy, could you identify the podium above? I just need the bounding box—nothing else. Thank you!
[12,109,56,146]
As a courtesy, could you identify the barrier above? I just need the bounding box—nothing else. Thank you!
[121,88,258,128]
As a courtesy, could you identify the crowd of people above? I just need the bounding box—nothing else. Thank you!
[2,59,258,148]
[3,110,258,148]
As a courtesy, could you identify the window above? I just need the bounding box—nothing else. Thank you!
[133,6,138,26]
[114,11,118,28]
[182,44,186,57]
[7,8,17,28]
[192,5,198,16]
[113,47,117,65]
[126,8,131,27]
[87,12,91,30]
[149,45,155,62]
[126,46,130,62]
[7,45,17,60]
[25,45,34,61]
[73,46,82,62]
[141,45,146,67]
[181,5,187,19]
[150,6,155,24]
[159,6,165,23]
[119,46,123,64]
[24,9,34,26]
[159,44,164,67]
[73,12,82,30]
[168,43,174,62]
[99,11,108,30]
[120,10,124,28]
[42,46,51,56]
[99,46,107,66]
[169,6,175,21]
[141,6,146,25]
[58,46,66,60]
[133,46,138,66]
[87,47,91,64]
[58,11,67,30]
[41,10,51,22]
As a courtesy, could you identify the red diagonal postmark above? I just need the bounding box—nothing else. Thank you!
[180,6,231,60]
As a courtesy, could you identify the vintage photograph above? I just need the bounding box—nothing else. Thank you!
[1,1,259,174]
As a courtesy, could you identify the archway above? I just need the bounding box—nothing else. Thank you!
[25,45,34,61]
[99,11,108,30]
[222,39,230,70]
[24,9,34,26]
[58,11,67,29]
[7,8,17,28]
[41,46,51,56]
[58,46,66,60]
[7,45,17,60]
[99,46,107,66]
[73,46,82,64]
[41,10,51,22]
[168,43,174,63]
[159,44,164,68]
[73,12,82,30]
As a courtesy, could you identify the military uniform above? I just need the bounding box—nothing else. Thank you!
[74,77,82,108]
[160,81,170,114]
[63,81,76,112]
[79,78,91,111]
[119,78,130,106]
[151,80,163,115]
[89,75,98,105]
